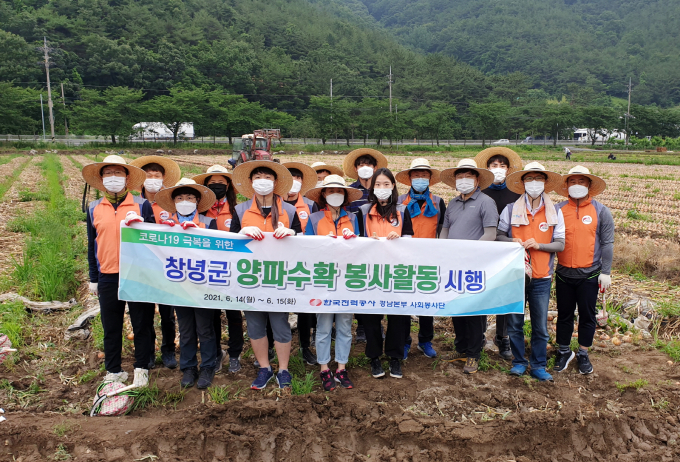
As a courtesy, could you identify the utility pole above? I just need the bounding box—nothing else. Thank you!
[388,66,393,113]
[330,78,333,144]
[625,77,632,147]
[41,37,55,140]
[40,94,46,140]
[61,82,68,136]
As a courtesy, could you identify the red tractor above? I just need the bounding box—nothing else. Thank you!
[228,129,282,168]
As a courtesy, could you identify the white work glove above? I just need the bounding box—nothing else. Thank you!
[89,282,99,296]
[273,227,295,239]
[159,218,175,227]
[327,232,337,239]
[240,226,264,241]
[180,221,197,230]
[598,273,611,293]
[342,228,356,240]
[124,211,143,226]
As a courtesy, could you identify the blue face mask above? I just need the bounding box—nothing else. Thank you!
[411,178,430,193]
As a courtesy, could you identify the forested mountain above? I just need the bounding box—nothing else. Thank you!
[352,0,680,106]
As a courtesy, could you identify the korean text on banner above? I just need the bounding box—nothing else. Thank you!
[118,223,525,316]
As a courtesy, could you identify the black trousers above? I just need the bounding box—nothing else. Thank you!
[495,314,508,339]
[99,280,155,373]
[212,310,244,359]
[556,273,599,348]
[405,316,434,344]
[297,313,317,349]
[158,304,176,354]
[175,306,217,370]
[452,315,486,360]
[362,314,409,360]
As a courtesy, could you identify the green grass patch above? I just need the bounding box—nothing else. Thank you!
[616,379,648,393]
[523,319,532,338]
[0,300,29,355]
[127,381,162,412]
[0,157,31,200]
[346,353,371,369]
[78,369,100,384]
[207,384,242,404]
[53,443,71,461]
[546,355,556,370]
[627,209,650,221]
[91,314,105,351]
[291,372,318,395]
[53,420,80,437]
[477,350,491,372]
[66,155,83,169]
[655,339,680,362]
[570,337,580,352]
[0,154,19,166]
[288,353,307,378]
[18,189,50,202]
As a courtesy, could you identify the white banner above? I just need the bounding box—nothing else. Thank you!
[118,223,525,316]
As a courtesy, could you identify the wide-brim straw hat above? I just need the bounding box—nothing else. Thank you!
[82,155,146,192]
[506,162,563,195]
[342,148,388,178]
[283,162,318,195]
[474,147,523,175]
[304,174,363,205]
[440,158,495,190]
[396,158,441,186]
[154,178,216,214]
[556,165,607,197]
[129,155,181,188]
[192,165,232,186]
[311,162,344,178]
[232,161,293,199]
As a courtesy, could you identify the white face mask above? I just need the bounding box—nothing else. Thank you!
[176,200,197,216]
[289,180,302,194]
[373,187,393,201]
[102,176,126,193]
[524,181,545,198]
[568,184,589,199]
[357,166,374,180]
[325,193,345,207]
[144,178,163,193]
[490,168,507,183]
[455,178,475,194]
[252,179,274,196]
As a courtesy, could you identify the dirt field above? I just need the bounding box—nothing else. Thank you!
[1,149,680,462]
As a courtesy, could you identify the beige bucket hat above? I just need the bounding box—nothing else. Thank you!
[304,174,363,205]
[440,158,495,190]
[474,147,523,175]
[129,155,181,188]
[154,178,217,214]
[232,161,293,199]
[311,162,344,178]
[192,164,232,186]
[82,155,146,192]
[342,148,388,179]
[395,158,441,186]
[556,165,607,197]
[505,162,563,194]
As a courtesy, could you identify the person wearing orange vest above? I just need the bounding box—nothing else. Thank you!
[355,168,414,380]
[155,179,220,389]
[282,162,320,366]
[396,158,446,360]
[553,166,614,375]
[304,175,363,391]
[129,156,181,370]
[230,161,302,390]
[498,162,565,382]
[439,159,499,374]
[193,165,243,374]
[83,155,156,389]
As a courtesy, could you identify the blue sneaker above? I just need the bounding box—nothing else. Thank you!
[403,344,410,360]
[417,342,437,358]
[251,367,274,390]
[276,369,292,388]
[530,368,554,382]
[509,364,527,376]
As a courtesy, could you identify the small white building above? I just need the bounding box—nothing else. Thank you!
[132,122,194,140]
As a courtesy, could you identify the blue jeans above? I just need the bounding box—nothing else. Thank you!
[507,277,551,370]
[315,313,353,365]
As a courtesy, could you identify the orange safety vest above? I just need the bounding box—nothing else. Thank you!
[309,208,357,236]
[290,194,313,233]
[150,201,172,223]
[556,198,602,269]
[171,212,213,229]
[361,203,404,237]
[509,207,556,279]
[89,194,146,274]
[399,193,440,239]
[204,200,233,231]
[236,196,292,232]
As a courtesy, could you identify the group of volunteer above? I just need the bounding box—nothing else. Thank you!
[83,145,613,392]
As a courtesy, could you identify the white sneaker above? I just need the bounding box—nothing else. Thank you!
[103,371,128,383]
[133,368,149,387]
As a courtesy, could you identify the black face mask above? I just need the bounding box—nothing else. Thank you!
[208,183,227,200]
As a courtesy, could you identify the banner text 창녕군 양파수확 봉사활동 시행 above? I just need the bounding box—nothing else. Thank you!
[117,222,525,316]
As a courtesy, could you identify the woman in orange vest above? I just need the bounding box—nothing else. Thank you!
[355,167,414,380]
[304,174,363,391]
[498,162,565,382]
[230,161,302,390]
[396,158,446,360]
[129,156,181,370]
[193,165,243,374]
[155,179,221,389]
[83,155,155,389]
